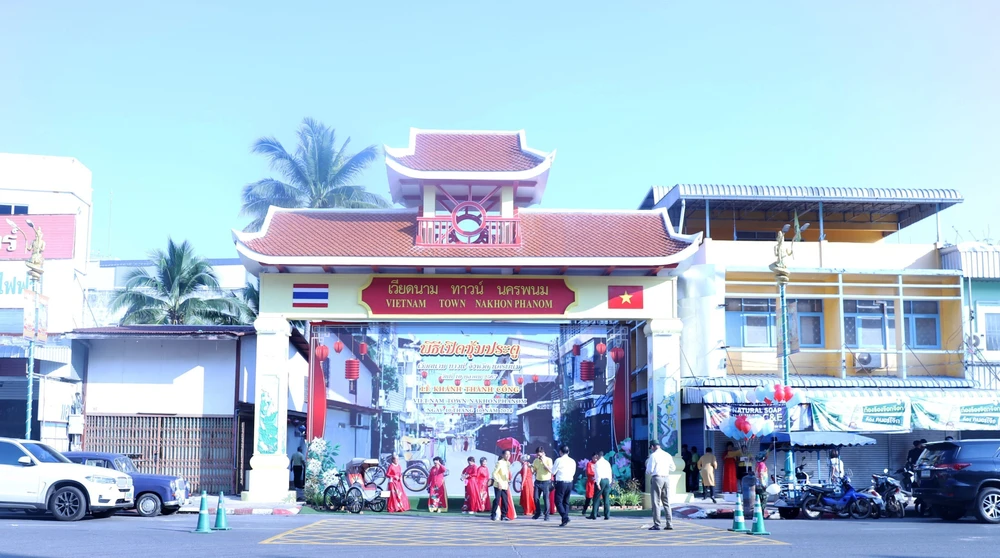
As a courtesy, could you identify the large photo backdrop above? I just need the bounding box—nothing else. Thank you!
[310,321,636,497]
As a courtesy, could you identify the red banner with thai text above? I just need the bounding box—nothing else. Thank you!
[360,276,576,316]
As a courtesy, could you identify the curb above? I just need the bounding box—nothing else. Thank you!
[179,507,301,516]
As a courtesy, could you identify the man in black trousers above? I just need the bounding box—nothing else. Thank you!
[552,444,575,527]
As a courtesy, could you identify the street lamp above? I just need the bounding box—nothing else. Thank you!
[9,218,45,440]
[770,219,808,478]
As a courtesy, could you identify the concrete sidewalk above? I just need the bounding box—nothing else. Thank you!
[179,494,301,516]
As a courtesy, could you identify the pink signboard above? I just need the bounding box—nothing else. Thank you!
[0,215,76,260]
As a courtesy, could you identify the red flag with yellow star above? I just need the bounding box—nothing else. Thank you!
[608,285,643,309]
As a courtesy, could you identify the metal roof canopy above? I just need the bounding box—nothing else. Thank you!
[644,184,963,231]
[759,432,877,450]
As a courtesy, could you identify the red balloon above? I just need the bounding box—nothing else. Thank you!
[740,421,752,434]
[454,379,461,386]
[332,340,344,354]
[783,386,794,402]
[358,342,368,356]
[532,374,539,383]
[484,379,491,387]
[315,344,330,361]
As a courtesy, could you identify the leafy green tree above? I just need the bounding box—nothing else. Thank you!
[240,118,390,232]
[111,238,241,325]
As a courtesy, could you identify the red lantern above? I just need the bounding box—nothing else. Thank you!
[580,361,595,382]
[595,342,607,356]
[332,340,344,354]
[344,359,360,380]
[484,379,491,387]
[516,377,524,385]
[315,344,330,361]
[454,379,461,387]
[420,370,428,379]
[358,342,368,356]
[501,379,509,386]
[572,344,581,356]
[609,346,625,364]
[532,374,539,383]
[438,376,444,384]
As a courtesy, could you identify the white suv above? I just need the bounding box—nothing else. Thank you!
[0,437,134,521]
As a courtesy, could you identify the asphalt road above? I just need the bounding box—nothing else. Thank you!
[0,511,996,558]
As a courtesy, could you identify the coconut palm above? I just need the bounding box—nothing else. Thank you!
[111,238,241,325]
[240,118,390,232]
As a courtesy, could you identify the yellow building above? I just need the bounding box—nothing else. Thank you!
[643,184,998,483]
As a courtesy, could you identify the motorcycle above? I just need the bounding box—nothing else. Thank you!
[863,485,886,519]
[872,470,907,519]
[896,466,931,517]
[801,476,872,520]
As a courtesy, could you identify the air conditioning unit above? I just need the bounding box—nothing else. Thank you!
[855,352,884,371]
[351,412,364,428]
[968,334,982,349]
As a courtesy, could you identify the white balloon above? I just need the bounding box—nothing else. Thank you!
[750,416,765,435]
[745,390,758,403]
[755,386,769,403]
[760,419,775,437]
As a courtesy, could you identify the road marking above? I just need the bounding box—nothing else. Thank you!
[261,516,787,547]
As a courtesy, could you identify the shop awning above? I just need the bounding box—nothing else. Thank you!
[0,344,72,364]
[516,400,554,416]
[759,432,877,449]
[585,393,613,418]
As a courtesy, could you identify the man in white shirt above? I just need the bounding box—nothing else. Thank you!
[552,444,576,526]
[588,451,614,520]
[646,440,676,531]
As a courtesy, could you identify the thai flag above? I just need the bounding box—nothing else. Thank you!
[292,284,329,308]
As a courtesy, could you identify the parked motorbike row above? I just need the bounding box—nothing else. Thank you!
[797,467,920,520]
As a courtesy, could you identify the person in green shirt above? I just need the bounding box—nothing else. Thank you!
[688,446,701,494]
[531,446,553,520]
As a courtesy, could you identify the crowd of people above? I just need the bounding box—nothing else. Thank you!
[380,441,682,531]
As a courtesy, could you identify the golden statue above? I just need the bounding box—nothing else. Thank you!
[26,227,45,278]
[769,230,794,279]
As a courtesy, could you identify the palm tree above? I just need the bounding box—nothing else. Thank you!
[111,238,241,325]
[240,118,391,232]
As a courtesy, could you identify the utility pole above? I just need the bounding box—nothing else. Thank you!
[9,219,45,440]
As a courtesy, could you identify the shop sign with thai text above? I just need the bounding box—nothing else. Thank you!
[360,276,576,316]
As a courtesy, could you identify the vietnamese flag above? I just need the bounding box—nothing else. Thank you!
[608,286,643,309]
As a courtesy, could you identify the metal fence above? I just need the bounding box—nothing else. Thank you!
[84,414,235,494]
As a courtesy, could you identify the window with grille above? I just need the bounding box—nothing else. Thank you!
[724,298,824,348]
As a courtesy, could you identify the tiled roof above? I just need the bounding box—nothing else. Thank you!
[241,209,690,260]
[388,132,545,173]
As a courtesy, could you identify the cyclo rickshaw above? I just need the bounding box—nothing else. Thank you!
[323,458,390,513]
[496,437,525,492]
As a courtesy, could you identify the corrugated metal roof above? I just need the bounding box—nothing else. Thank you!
[940,243,1000,279]
[0,344,71,364]
[670,184,963,204]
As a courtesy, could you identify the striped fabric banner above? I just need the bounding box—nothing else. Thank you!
[292,283,329,308]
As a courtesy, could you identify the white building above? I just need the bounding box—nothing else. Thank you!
[67,325,308,494]
[0,154,93,447]
[84,257,252,326]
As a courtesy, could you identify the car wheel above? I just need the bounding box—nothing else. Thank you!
[160,507,180,516]
[91,509,116,519]
[937,506,965,522]
[49,486,87,522]
[136,493,162,517]
[974,488,1000,524]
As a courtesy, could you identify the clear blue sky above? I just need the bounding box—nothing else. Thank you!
[1,1,997,259]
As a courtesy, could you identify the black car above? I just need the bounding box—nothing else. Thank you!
[913,439,1000,524]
